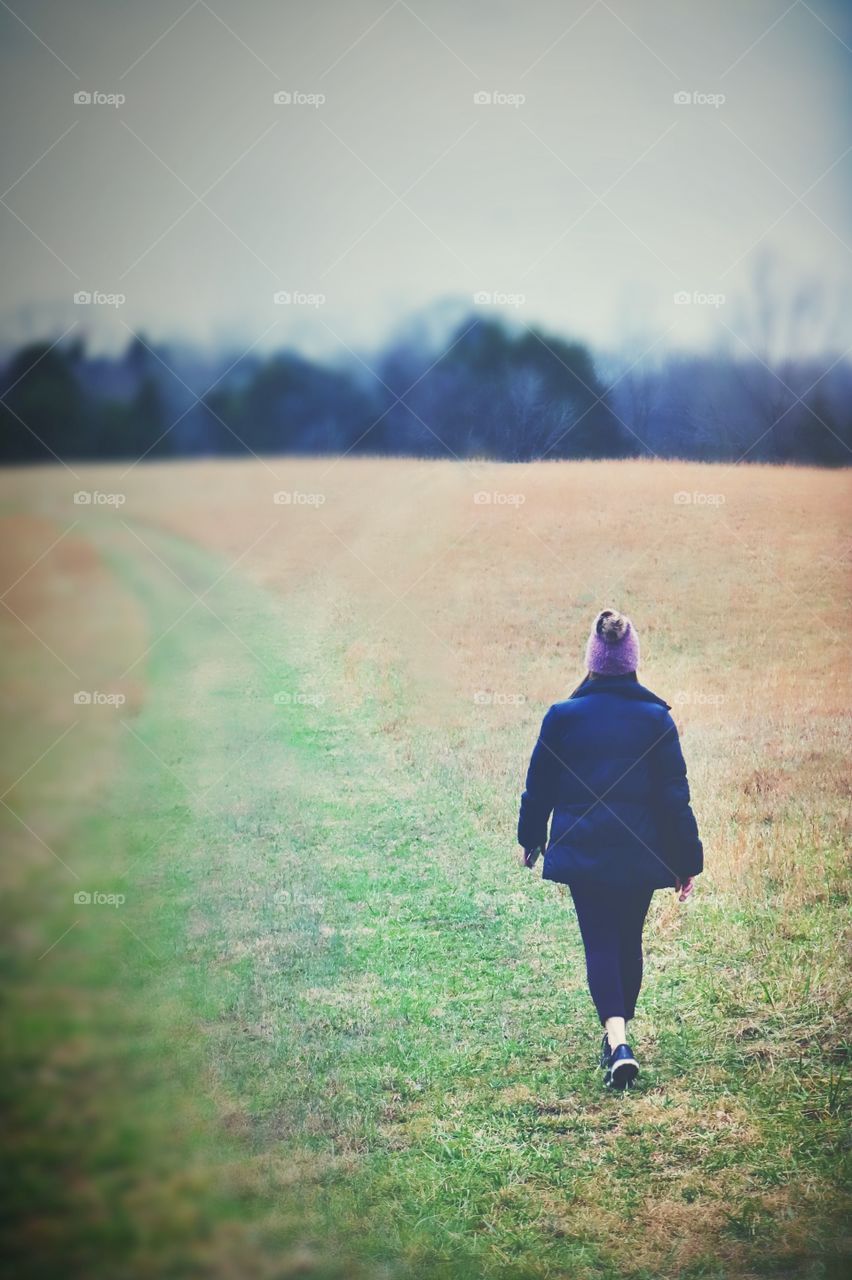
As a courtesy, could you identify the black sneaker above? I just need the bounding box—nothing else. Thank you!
[599,1032,611,1070]
[604,1043,639,1090]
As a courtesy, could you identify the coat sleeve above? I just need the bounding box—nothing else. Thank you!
[650,709,703,878]
[517,706,560,851]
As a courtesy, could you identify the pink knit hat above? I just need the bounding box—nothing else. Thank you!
[584,609,640,675]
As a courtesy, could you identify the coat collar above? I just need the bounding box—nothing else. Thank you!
[570,674,671,710]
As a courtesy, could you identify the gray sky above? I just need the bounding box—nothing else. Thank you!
[2,0,851,359]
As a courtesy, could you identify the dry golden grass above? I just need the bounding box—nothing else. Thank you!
[0,513,146,886]
[7,455,847,906]
[1,456,849,1279]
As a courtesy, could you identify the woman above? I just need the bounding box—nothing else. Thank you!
[517,608,703,1090]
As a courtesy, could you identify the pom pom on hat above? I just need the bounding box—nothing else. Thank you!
[584,609,640,675]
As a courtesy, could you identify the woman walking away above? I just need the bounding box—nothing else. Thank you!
[517,609,703,1091]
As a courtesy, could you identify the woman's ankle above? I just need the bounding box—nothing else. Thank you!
[605,1016,627,1052]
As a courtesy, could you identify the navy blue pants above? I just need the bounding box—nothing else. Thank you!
[568,880,655,1024]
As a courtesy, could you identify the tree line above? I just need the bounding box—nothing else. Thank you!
[1,315,849,467]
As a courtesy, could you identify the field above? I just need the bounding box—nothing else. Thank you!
[0,456,849,1280]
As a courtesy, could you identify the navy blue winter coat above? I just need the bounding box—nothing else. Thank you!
[518,674,703,890]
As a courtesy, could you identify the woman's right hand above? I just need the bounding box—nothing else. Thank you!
[674,875,695,902]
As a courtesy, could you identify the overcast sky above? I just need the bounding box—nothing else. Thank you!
[1,0,851,360]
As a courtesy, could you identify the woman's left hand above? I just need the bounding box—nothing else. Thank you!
[674,875,695,902]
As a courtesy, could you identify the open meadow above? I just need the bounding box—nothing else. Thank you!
[1,456,849,1279]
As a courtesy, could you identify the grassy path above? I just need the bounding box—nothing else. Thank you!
[2,519,848,1279]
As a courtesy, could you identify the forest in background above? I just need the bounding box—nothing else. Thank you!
[2,310,850,467]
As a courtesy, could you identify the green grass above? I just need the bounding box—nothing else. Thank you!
[1,518,849,1279]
